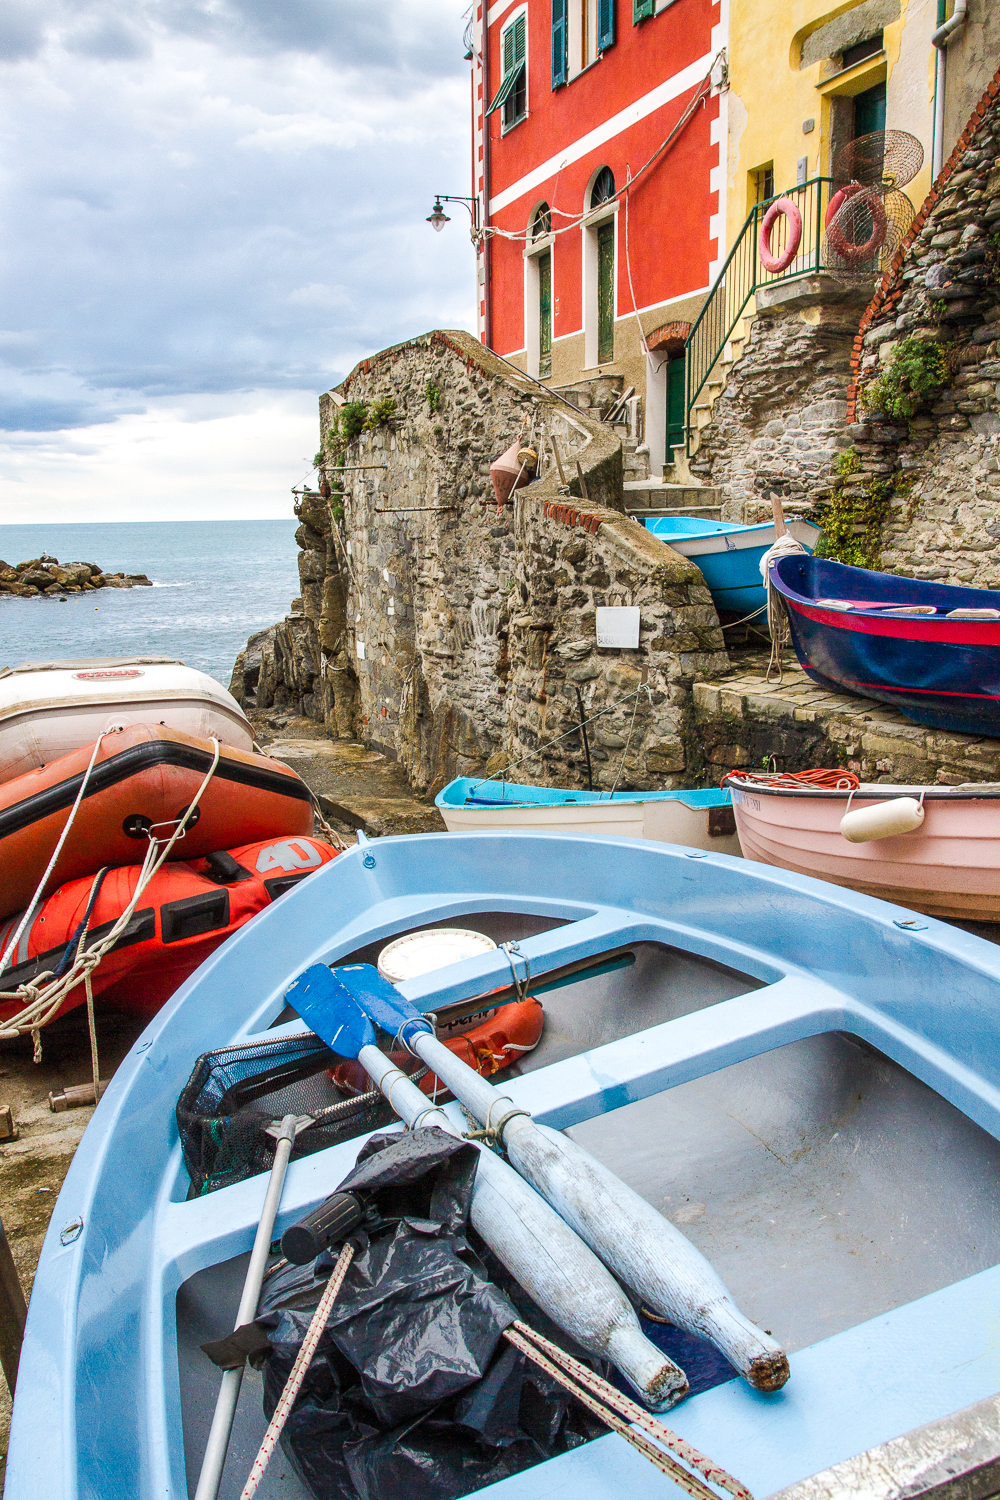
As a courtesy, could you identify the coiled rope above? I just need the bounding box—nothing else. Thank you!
[0,735,222,1057]
[725,768,860,791]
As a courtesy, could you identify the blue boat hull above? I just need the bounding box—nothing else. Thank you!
[10,832,1000,1499]
[772,555,1000,736]
[646,518,820,618]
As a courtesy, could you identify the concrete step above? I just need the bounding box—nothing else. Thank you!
[623,481,722,518]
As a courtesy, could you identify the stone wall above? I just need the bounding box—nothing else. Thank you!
[842,65,1000,587]
[690,278,868,524]
[232,329,727,794]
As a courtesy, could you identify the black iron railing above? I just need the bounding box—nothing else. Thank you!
[685,177,836,452]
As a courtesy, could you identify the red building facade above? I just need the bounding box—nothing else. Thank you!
[471,0,727,472]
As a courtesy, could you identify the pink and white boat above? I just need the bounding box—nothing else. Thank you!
[723,771,1000,921]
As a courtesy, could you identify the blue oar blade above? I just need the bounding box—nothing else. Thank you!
[284,965,377,1058]
[334,963,431,1044]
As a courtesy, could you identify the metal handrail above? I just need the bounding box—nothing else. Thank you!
[684,177,835,453]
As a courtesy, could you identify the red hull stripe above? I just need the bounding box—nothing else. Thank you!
[791,599,1000,647]
[801,665,1000,703]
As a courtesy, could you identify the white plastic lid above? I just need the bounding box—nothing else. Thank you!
[377,927,497,984]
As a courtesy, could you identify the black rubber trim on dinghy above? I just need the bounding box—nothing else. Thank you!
[0,908,156,989]
[0,740,311,841]
[160,890,231,944]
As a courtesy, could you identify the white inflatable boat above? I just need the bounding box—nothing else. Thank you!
[0,656,254,782]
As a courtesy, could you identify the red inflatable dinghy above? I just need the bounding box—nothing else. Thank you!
[0,835,336,1025]
[328,995,544,1098]
[0,723,314,920]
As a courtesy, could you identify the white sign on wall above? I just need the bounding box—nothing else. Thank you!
[595,607,640,649]
[356,640,366,660]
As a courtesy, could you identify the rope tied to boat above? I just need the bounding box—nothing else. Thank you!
[725,768,860,792]
[504,1321,752,1500]
[239,1240,356,1500]
[0,737,223,1051]
[759,532,806,685]
[500,939,531,1001]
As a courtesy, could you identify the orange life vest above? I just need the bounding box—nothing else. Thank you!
[328,995,544,1098]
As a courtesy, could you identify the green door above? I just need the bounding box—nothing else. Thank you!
[539,250,552,379]
[854,82,886,139]
[597,222,615,364]
[666,356,686,462]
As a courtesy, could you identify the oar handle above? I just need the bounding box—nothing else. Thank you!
[193,1114,298,1500]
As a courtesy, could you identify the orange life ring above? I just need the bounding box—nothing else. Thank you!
[758,198,802,274]
[826,185,887,265]
[0,723,314,921]
[0,835,337,1025]
[328,995,545,1099]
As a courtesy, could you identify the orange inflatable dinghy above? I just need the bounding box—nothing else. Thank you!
[0,835,336,1025]
[328,995,544,1098]
[0,723,314,920]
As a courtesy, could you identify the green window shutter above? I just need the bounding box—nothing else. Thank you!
[552,0,567,87]
[598,0,615,49]
[488,14,527,120]
[633,0,654,20]
[504,20,516,74]
[486,67,518,115]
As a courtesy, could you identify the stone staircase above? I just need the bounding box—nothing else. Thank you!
[687,313,754,458]
[619,433,722,520]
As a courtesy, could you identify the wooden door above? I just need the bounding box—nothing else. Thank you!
[666,356,686,462]
[597,222,614,364]
[539,251,552,379]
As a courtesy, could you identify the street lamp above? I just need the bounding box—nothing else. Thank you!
[426,194,479,233]
[426,198,451,232]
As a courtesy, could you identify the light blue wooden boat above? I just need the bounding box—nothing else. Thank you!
[436,777,741,854]
[9,830,1000,1499]
[643,517,821,618]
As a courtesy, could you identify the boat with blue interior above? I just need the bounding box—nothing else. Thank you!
[436,777,741,854]
[643,517,821,619]
[9,829,1000,1500]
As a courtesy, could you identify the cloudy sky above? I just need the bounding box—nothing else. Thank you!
[0,0,476,522]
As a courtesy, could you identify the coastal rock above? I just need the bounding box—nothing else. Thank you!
[0,557,151,597]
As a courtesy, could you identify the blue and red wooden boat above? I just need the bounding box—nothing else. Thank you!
[770,554,1000,736]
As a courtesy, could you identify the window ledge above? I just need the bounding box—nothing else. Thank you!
[500,112,529,136]
[582,201,618,229]
[816,51,887,96]
[524,234,555,259]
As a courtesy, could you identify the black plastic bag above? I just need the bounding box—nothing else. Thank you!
[255,1128,604,1500]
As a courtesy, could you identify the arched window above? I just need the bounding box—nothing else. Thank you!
[531,203,552,241]
[590,166,615,209]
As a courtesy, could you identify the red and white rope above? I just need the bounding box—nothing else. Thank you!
[239,1241,355,1500]
[505,1321,753,1500]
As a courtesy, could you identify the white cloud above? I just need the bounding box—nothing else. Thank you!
[0,392,320,522]
[0,0,477,519]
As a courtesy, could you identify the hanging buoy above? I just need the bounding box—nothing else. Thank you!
[489,439,536,507]
[840,797,925,843]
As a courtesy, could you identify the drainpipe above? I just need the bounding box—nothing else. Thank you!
[481,5,494,351]
[932,0,968,179]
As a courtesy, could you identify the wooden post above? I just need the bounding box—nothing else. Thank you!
[0,1214,27,1395]
[549,434,568,487]
[770,491,788,537]
[575,460,591,502]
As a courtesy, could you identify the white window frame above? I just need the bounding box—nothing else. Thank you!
[582,170,618,370]
[567,0,601,80]
[523,202,554,378]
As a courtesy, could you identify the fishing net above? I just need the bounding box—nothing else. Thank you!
[176,1033,395,1198]
[833,130,924,190]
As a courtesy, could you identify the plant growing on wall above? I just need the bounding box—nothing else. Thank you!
[860,338,949,419]
[339,401,369,441]
[815,451,895,569]
[425,381,442,413]
[364,397,397,428]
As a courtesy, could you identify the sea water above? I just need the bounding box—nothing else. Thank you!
[0,520,300,688]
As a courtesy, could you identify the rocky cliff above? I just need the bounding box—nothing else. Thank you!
[231,330,727,794]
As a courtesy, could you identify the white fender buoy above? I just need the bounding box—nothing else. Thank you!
[840,796,925,843]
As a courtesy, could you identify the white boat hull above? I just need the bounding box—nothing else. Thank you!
[438,795,742,856]
[0,657,253,782]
